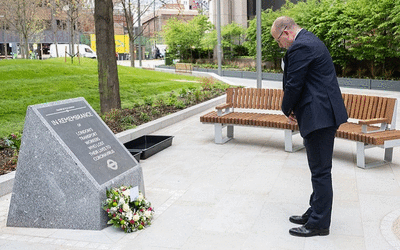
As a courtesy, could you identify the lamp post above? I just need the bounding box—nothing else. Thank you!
[216,0,222,75]
[256,0,262,88]
[138,0,142,66]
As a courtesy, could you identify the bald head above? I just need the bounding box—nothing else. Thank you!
[271,16,301,49]
[272,16,300,31]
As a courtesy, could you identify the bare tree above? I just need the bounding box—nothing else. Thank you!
[47,0,62,57]
[56,0,84,63]
[119,0,135,66]
[117,0,153,67]
[3,0,44,59]
[95,0,121,113]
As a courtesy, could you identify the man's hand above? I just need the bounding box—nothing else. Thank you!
[287,112,297,124]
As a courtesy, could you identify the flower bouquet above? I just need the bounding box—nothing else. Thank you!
[103,185,154,233]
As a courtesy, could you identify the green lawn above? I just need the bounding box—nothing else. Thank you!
[0,58,201,137]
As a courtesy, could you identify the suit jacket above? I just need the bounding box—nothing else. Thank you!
[282,29,348,138]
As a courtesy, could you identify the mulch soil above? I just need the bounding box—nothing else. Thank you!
[0,140,17,175]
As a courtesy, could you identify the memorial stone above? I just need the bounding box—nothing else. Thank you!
[7,97,144,230]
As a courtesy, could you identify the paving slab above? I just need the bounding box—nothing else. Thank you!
[1,75,400,249]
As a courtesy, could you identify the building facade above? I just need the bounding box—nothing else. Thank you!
[208,0,299,28]
[142,6,199,39]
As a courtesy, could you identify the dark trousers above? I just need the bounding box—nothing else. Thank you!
[303,126,337,229]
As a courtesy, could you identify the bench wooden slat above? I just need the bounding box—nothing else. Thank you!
[246,88,251,108]
[251,88,256,108]
[353,94,359,118]
[362,96,370,120]
[236,88,241,108]
[258,89,263,109]
[348,94,354,116]
[234,88,239,108]
[270,89,275,110]
[247,88,252,108]
[367,96,374,119]
[358,95,365,120]
[376,97,383,118]
[240,88,246,108]
[381,98,387,119]
[342,94,349,116]
[254,89,258,109]
[243,88,248,108]
[253,89,257,109]
[226,88,233,105]
[260,90,264,109]
[249,88,255,109]
[235,88,241,108]
[386,98,396,124]
[265,89,270,109]
[355,95,362,119]
[273,89,278,110]
[371,97,379,118]
[347,94,354,117]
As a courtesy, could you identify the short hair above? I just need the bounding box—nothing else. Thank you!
[273,16,299,31]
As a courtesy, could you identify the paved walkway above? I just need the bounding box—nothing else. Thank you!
[117,59,165,68]
[1,72,400,249]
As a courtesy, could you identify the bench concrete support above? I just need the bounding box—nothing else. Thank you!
[356,140,399,169]
[356,142,367,169]
[215,124,234,144]
[385,148,393,162]
[284,130,305,153]
[383,139,400,163]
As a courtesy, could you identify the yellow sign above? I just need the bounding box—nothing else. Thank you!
[90,34,130,54]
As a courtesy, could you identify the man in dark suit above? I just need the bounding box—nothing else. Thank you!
[271,16,348,237]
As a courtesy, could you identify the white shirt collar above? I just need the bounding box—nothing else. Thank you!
[294,29,303,40]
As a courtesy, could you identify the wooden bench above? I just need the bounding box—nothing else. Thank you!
[200,88,400,169]
[337,93,400,168]
[175,63,193,74]
[200,88,303,152]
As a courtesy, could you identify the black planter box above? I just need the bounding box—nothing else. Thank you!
[126,150,141,162]
[124,135,174,159]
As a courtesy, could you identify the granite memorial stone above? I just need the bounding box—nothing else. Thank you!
[7,97,144,230]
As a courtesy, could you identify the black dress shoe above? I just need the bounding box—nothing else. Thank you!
[289,214,309,225]
[289,225,329,237]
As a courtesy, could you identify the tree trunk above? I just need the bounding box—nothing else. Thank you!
[51,0,59,57]
[69,11,75,64]
[129,39,135,67]
[94,0,121,113]
[24,35,29,59]
[19,37,24,59]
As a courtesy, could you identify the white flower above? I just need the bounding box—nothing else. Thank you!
[144,210,152,218]
[137,194,144,202]
[133,214,140,221]
[126,211,133,220]
[119,198,125,205]
[122,190,130,197]
[123,204,130,212]
[110,207,117,213]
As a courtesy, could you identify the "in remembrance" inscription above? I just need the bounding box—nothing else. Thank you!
[36,99,138,185]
